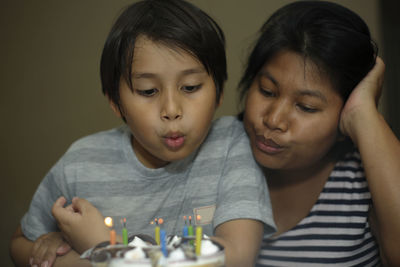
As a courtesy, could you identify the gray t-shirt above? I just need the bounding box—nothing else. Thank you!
[21,116,275,240]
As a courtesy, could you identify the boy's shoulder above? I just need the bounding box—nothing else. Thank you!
[198,116,247,156]
[209,116,244,136]
[67,125,129,153]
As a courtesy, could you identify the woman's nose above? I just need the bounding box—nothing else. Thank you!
[263,101,289,132]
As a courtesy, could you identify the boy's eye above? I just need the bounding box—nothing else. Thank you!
[136,88,158,97]
[297,104,318,113]
[182,84,202,93]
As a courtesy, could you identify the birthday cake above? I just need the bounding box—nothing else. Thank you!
[82,234,225,267]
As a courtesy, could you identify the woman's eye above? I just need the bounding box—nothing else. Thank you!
[259,87,275,97]
[182,84,202,93]
[136,88,158,96]
[297,104,318,113]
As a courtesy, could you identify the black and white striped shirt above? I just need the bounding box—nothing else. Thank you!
[257,150,380,266]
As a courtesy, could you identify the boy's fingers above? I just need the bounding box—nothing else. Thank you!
[65,204,74,212]
[71,197,91,213]
[51,197,67,218]
[54,196,67,207]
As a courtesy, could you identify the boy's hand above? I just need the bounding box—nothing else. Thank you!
[339,57,385,141]
[30,231,71,267]
[52,196,110,254]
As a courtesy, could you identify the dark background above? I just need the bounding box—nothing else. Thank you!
[1,1,398,265]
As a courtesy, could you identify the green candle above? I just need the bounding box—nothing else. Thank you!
[188,216,194,236]
[188,216,194,245]
[122,218,128,245]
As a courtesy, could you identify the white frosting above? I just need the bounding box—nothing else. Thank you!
[200,240,219,256]
[128,236,150,248]
[168,247,186,261]
[88,235,224,267]
[124,247,146,259]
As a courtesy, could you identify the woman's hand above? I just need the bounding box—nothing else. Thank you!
[30,231,71,267]
[339,57,385,143]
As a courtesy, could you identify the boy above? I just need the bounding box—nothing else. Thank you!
[10,1,275,266]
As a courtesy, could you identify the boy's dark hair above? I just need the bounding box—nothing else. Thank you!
[239,1,377,102]
[101,0,227,110]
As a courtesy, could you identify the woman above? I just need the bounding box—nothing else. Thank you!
[240,1,400,266]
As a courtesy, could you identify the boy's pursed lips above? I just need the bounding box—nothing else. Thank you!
[163,131,185,150]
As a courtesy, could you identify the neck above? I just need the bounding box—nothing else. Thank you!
[263,153,338,235]
[264,152,337,190]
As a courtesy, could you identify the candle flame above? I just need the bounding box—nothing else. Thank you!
[104,217,113,228]
[158,218,164,225]
[196,215,201,222]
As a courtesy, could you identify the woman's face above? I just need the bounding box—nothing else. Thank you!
[244,50,344,172]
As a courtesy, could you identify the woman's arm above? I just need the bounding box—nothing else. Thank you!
[10,225,33,267]
[213,219,264,267]
[10,225,88,267]
[340,57,400,265]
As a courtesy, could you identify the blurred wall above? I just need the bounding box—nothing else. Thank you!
[0,1,384,265]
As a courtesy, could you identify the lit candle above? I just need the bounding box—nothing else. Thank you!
[155,218,164,246]
[122,218,128,245]
[160,229,168,257]
[195,224,202,255]
[182,216,188,237]
[104,217,116,245]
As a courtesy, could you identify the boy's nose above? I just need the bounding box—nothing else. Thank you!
[160,91,182,121]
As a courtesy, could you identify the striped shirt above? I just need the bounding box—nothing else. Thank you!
[257,150,380,266]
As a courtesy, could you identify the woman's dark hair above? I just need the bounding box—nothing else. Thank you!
[239,0,377,103]
[101,0,227,109]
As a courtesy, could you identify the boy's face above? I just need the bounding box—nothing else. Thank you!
[111,36,220,168]
[244,50,344,172]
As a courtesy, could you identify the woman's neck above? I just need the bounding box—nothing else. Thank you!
[264,154,337,235]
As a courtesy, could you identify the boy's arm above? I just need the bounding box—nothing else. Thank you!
[340,57,400,265]
[213,219,264,267]
[10,225,89,267]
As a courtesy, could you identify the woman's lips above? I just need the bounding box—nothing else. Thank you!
[255,136,284,154]
[163,133,185,150]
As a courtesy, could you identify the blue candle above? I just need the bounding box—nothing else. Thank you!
[183,225,188,237]
[160,229,168,257]
[182,216,188,237]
